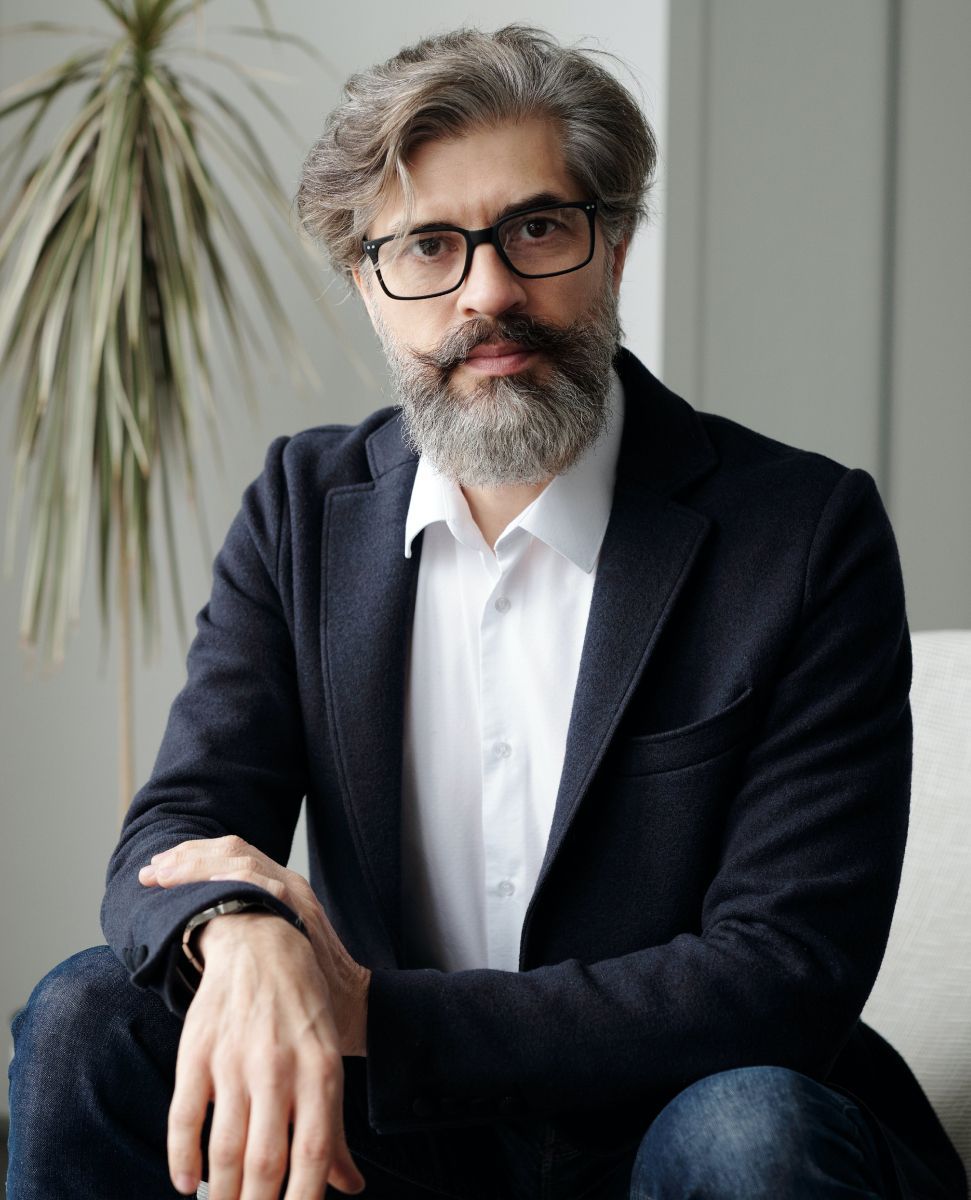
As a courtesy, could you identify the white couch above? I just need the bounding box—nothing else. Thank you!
[862,628,971,1177]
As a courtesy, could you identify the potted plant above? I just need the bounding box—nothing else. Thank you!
[0,1,357,820]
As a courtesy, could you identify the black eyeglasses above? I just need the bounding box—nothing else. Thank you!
[361,199,598,300]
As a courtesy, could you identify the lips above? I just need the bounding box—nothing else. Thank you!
[460,340,539,377]
[465,340,529,360]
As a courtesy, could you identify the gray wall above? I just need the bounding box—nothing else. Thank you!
[0,0,668,1117]
[665,0,971,631]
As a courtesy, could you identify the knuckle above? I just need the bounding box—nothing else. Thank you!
[208,1134,244,1167]
[261,1056,291,1088]
[245,1144,288,1177]
[210,1047,241,1078]
[294,1133,331,1164]
[301,1040,335,1070]
[289,872,312,899]
[168,1085,206,1126]
[167,1103,198,1130]
[322,1046,345,1073]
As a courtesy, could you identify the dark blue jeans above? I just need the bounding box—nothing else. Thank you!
[4,945,921,1198]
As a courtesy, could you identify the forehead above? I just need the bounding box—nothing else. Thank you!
[373,116,579,233]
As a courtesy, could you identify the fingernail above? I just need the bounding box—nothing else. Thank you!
[174,1173,196,1195]
[138,865,154,877]
[157,864,173,877]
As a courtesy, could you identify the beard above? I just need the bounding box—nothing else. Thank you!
[371,268,622,487]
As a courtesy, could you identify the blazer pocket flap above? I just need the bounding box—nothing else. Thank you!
[611,685,757,775]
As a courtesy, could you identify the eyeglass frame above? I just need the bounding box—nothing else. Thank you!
[361,199,599,301]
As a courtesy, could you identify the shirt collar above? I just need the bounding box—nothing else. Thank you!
[404,368,624,573]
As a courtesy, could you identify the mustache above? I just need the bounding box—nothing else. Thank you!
[408,314,578,373]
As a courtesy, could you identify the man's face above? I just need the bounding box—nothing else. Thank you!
[353,117,628,487]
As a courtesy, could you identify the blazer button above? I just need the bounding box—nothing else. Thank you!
[132,944,148,969]
[411,1097,435,1117]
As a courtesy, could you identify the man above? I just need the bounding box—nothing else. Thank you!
[7,23,967,1200]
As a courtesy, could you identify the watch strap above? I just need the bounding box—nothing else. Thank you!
[181,898,307,974]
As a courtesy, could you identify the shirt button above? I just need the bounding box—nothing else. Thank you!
[494,596,511,613]
[493,741,512,759]
[497,879,515,897]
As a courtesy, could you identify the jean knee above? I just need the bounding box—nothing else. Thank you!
[8,947,192,1195]
[11,945,163,1071]
[632,1066,843,1198]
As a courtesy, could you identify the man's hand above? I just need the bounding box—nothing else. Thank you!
[138,836,370,1056]
[168,912,366,1198]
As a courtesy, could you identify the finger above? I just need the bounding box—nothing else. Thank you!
[168,1049,215,1197]
[141,859,285,896]
[157,854,256,879]
[152,835,244,863]
[139,860,216,886]
[205,1073,250,1200]
[152,838,263,873]
[283,1060,365,1200]
[238,1085,293,1200]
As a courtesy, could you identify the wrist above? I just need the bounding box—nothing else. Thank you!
[196,909,285,957]
[182,899,308,974]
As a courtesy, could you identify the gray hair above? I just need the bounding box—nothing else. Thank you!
[296,24,658,284]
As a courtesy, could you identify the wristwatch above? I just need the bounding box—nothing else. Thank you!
[181,898,307,974]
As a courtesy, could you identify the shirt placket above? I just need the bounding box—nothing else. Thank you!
[478,529,529,971]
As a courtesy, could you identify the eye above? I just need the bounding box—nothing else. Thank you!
[401,231,464,263]
[521,217,557,239]
[502,213,569,249]
[413,236,445,259]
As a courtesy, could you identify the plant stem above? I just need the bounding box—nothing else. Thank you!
[115,470,135,826]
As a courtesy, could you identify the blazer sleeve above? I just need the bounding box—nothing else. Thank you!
[363,466,913,1134]
[100,435,308,1019]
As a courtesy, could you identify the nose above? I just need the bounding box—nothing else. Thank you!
[455,242,528,318]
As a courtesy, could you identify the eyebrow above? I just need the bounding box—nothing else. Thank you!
[405,191,572,235]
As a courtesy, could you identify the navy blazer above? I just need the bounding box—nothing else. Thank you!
[102,348,966,1199]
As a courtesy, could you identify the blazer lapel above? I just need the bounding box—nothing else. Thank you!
[321,412,419,961]
[526,351,719,940]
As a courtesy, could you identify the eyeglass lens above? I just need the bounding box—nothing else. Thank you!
[376,206,593,298]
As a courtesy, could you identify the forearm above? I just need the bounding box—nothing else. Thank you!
[363,921,880,1136]
[101,435,309,1017]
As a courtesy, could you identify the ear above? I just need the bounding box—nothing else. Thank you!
[352,264,372,312]
[610,236,630,296]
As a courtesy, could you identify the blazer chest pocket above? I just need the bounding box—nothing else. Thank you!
[610,685,757,776]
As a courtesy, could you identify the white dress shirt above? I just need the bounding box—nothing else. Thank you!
[400,369,625,973]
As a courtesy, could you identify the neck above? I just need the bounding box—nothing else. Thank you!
[461,479,551,551]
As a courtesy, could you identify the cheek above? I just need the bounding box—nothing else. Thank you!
[535,279,602,324]
[375,303,446,354]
